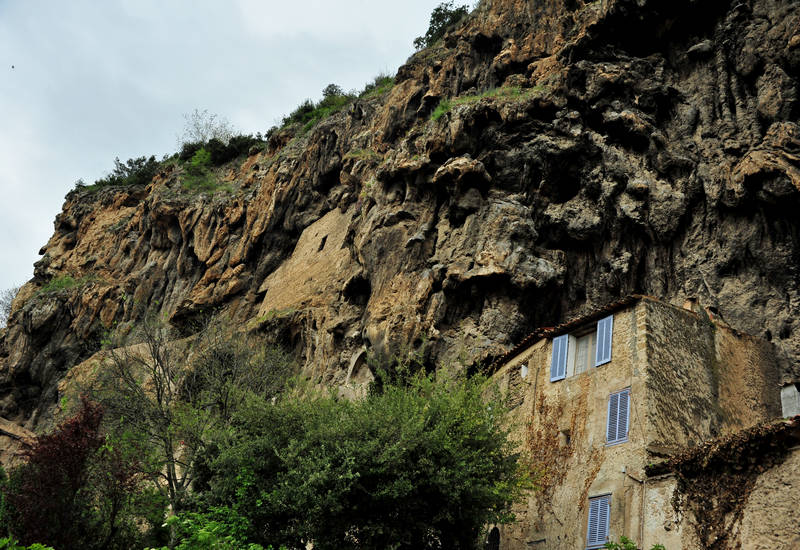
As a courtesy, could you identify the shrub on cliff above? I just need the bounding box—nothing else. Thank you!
[281,84,355,132]
[414,1,470,50]
[74,155,161,192]
[359,73,394,99]
[209,372,533,549]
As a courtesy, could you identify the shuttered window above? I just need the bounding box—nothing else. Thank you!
[606,389,630,445]
[586,495,610,548]
[594,315,613,366]
[550,334,568,382]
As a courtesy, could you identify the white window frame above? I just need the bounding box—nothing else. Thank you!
[606,388,630,445]
[586,494,610,549]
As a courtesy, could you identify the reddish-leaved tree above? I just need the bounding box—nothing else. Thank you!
[3,397,153,549]
[4,397,110,548]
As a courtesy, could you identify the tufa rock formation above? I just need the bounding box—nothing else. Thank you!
[1,0,799,430]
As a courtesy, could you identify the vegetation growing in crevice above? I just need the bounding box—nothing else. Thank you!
[431,86,549,121]
[358,74,394,99]
[37,274,97,295]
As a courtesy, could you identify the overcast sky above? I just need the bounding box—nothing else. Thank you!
[0,0,445,293]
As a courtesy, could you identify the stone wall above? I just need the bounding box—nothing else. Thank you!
[736,448,800,549]
[642,299,720,451]
[493,298,784,549]
[644,299,781,454]
[495,303,649,549]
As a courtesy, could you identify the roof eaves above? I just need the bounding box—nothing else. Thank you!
[489,295,645,371]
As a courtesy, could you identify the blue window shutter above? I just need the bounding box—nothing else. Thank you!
[598,496,610,544]
[618,389,630,442]
[607,389,630,444]
[606,392,619,443]
[594,315,613,366]
[587,499,600,545]
[587,495,610,548]
[550,335,568,382]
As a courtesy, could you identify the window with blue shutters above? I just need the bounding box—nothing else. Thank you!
[586,494,610,549]
[594,315,613,366]
[550,334,568,381]
[606,389,630,445]
[549,313,614,383]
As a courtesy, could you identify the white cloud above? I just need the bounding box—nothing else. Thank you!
[0,0,443,292]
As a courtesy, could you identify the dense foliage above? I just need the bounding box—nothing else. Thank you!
[414,1,469,50]
[281,84,355,133]
[1,315,530,549]
[209,373,532,549]
[77,155,161,191]
[178,134,264,166]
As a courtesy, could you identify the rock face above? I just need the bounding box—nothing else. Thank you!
[1,0,799,430]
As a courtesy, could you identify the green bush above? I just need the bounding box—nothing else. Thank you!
[0,538,54,550]
[281,84,355,132]
[431,98,453,121]
[180,135,264,167]
[414,1,469,50]
[147,508,276,550]
[604,537,665,550]
[359,74,395,99]
[180,148,231,193]
[179,141,205,162]
[38,275,87,294]
[80,156,160,192]
[188,148,212,173]
[209,372,533,549]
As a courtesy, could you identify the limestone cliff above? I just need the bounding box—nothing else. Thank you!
[1,0,799,429]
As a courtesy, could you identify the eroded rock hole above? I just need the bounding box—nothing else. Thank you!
[343,275,371,306]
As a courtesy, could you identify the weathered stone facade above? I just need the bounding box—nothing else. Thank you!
[492,296,790,549]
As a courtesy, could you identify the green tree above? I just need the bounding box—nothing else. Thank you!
[94,155,160,189]
[414,1,469,50]
[97,317,215,523]
[96,315,295,545]
[211,373,533,549]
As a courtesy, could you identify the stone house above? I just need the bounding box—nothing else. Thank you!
[490,295,799,549]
